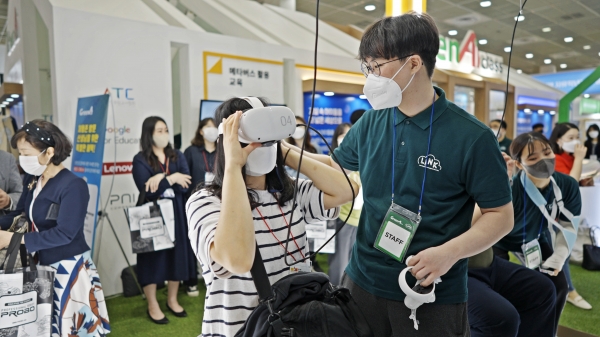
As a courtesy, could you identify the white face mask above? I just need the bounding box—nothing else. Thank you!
[153,133,169,149]
[590,131,599,139]
[292,126,305,140]
[490,128,500,137]
[20,149,50,176]
[363,57,415,110]
[561,139,580,153]
[245,144,277,176]
[203,127,218,143]
[337,137,344,146]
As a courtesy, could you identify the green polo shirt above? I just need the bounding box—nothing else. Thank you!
[494,171,581,253]
[333,87,512,304]
[498,136,512,153]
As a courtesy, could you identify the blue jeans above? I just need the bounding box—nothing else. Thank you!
[562,258,575,292]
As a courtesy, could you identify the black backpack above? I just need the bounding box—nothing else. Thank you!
[235,245,373,337]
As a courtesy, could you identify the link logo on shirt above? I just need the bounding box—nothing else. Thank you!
[418,154,442,172]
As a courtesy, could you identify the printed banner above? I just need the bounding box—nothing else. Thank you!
[71,94,110,254]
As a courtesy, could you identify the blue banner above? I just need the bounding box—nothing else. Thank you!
[532,69,600,95]
[71,94,109,254]
[303,92,371,154]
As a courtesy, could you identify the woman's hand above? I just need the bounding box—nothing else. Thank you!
[574,143,587,161]
[502,152,515,179]
[0,231,14,249]
[168,172,192,189]
[145,173,165,193]
[222,111,261,170]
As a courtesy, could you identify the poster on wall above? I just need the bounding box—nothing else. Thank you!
[303,92,371,154]
[204,52,284,103]
[71,94,109,253]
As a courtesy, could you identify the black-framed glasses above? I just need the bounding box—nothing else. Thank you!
[360,54,414,78]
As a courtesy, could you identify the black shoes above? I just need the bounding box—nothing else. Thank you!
[147,310,169,325]
[166,302,188,318]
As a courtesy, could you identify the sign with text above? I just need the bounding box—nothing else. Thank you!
[580,98,600,114]
[71,94,109,253]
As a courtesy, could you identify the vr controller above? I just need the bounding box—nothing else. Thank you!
[218,97,297,146]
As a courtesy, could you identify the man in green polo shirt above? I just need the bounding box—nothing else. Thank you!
[490,119,513,153]
[286,12,513,336]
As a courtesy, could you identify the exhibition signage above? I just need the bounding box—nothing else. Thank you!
[580,98,600,114]
[532,69,600,95]
[71,94,109,254]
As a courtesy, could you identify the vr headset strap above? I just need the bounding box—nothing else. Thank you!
[250,243,273,302]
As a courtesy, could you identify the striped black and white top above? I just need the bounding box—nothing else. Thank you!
[186,179,339,337]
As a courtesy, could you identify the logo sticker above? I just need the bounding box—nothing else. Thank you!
[417,154,442,172]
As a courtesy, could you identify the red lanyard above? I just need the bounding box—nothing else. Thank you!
[202,151,211,172]
[256,205,305,261]
[158,158,170,175]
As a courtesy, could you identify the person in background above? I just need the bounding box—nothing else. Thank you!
[532,123,544,134]
[350,109,366,125]
[184,118,217,194]
[0,120,110,336]
[584,124,600,159]
[0,149,23,215]
[132,116,196,324]
[548,123,592,310]
[286,116,323,155]
[490,119,512,153]
[327,123,362,285]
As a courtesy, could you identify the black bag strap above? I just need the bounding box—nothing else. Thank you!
[250,243,273,302]
[136,190,147,207]
[3,233,24,273]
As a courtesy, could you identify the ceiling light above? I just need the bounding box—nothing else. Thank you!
[560,64,567,69]
[584,45,591,50]
[564,37,573,43]
[517,69,523,74]
[324,92,334,96]
[525,53,534,59]
[544,59,552,64]
[448,30,458,36]
[6,98,14,102]
[479,39,488,45]
[514,16,525,21]
[364,4,376,11]
[550,111,556,115]
[524,108,532,113]
[542,27,551,33]
[538,110,544,115]
[359,95,367,99]
[10,94,19,98]
[480,1,492,7]
[504,47,511,52]
[584,94,591,98]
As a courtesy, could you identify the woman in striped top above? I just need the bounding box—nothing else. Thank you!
[186,97,359,337]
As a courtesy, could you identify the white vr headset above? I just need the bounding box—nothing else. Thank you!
[399,256,441,331]
[217,97,297,145]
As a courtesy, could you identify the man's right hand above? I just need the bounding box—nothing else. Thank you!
[0,189,10,209]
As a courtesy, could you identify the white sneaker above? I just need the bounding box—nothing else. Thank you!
[567,295,592,310]
[187,285,199,297]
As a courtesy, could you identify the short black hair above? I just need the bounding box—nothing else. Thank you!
[350,109,365,125]
[11,119,73,165]
[490,119,507,130]
[359,11,439,78]
[532,123,544,130]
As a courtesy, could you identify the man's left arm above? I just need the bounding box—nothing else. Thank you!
[408,132,514,286]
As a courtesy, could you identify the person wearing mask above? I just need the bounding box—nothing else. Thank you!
[184,118,217,193]
[0,120,110,336]
[285,12,513,335]
[494,132,581,333]
[132,116,196,324]
[584,124,600,159]
[548,123,592,310]
[186,97,357,337]
[286,116,323,155]
[0,149,23,215]
[532,123,544,134]
[489,119,512,153]
[468,150,557,337]
[327,123,362,285]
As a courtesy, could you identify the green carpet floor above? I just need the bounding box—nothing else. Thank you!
[106,256,599,336]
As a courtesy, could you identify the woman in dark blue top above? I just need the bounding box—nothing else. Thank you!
[132,116,195,324]
[0,120,110,336]
[184,117,217,196]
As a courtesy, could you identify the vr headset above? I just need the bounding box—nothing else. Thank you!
[217,97,297,146]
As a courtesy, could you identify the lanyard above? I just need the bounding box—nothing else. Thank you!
[256,205,305,261]
[392,91,436,217]
[202,150,212,172]
[522,177,554,244]
[158,158,170,175]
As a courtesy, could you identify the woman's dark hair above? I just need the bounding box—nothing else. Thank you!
[586,124,599,140]
[11,119,72,165]
[140,116,177,172]
[203,97,295,209]
[331,123,351,151]
[548,122,578,155]
[286,116,318,154]
[191,118,216,147]
[510,132,552,162]
[359,11,439,78]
